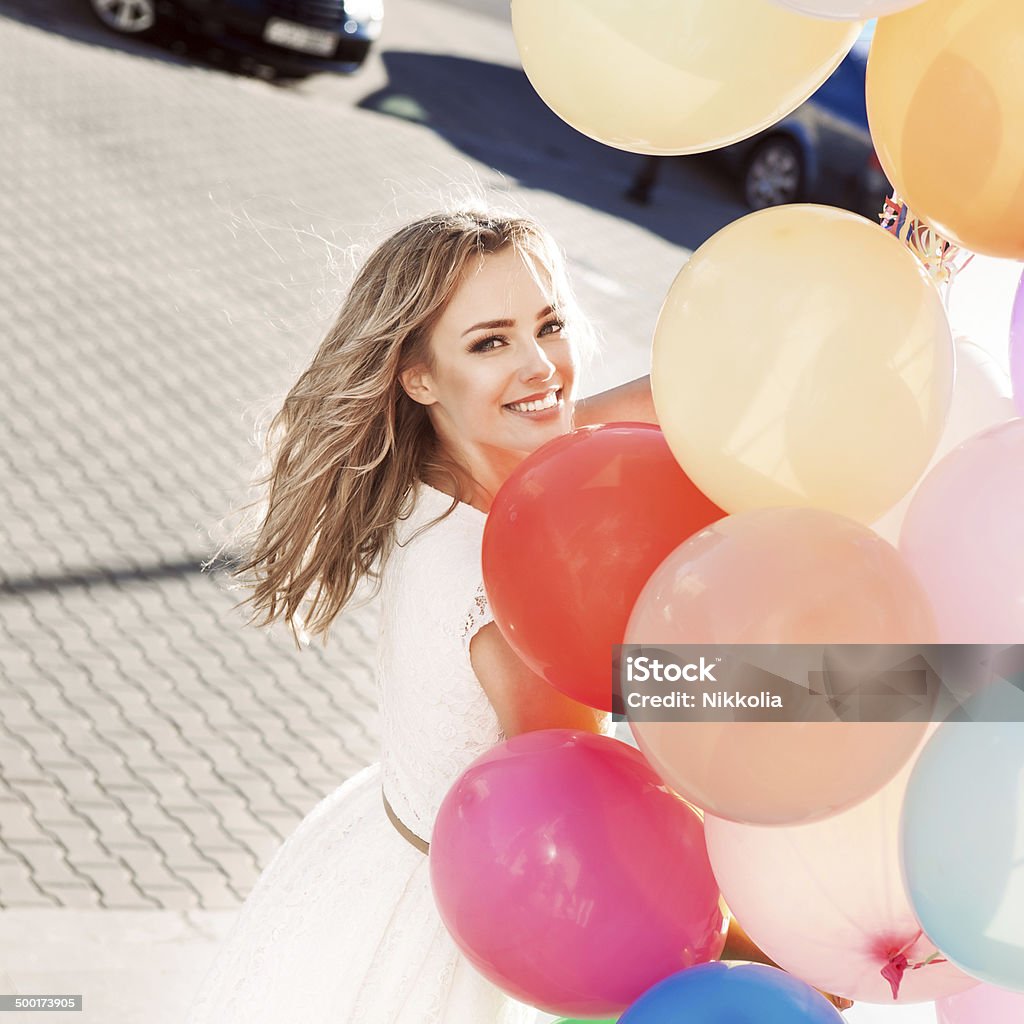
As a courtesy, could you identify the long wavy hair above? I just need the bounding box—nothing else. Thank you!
[227,208,593,646]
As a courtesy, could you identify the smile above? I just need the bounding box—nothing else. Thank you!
[503,389,562,415]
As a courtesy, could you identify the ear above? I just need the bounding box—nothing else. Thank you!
[399,364,437,407]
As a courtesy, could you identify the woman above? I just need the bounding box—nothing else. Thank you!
[186,208,656,1023]
[186,207,828,1022]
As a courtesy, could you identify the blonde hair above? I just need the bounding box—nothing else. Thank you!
[229,208,592,645]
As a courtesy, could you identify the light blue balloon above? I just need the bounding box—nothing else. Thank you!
[618,962,842,1023]
[901,705,1024,992]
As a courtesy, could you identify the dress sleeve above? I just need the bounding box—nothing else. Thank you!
[460,580,495,660]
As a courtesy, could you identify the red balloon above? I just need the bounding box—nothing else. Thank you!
[430,730,726,1018]
[482,424,724,710]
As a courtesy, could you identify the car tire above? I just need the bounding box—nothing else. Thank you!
[87,0,159,36]
[742,136,805,210]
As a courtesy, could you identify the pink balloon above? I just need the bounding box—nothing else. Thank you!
[430,730,725,1018]
[899,418,1024,643]
[938,982,1024,1023]
[1011,270,1024,416]
[626,507,935,825]
[705,735,979,1004]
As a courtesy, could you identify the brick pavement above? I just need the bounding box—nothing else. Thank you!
[0,0,736,924]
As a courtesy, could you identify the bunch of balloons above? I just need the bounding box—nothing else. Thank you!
[427,0,1024,1020]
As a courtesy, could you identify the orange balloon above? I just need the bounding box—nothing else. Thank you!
[866,0,1024,258]
[625,507,935,825]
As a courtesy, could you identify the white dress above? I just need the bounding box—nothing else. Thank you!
[185,482,542,1023]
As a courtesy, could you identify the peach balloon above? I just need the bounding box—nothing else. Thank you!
[511,0,859,155]
[625,507,935,825]
[705,734,979,1004]
[866,0,1024,259]
[651,205,953,525]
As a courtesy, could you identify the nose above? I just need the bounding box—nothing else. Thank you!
[519,338,557,384]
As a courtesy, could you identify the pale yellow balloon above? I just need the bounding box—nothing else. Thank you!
[511,0,860,155]
[651,205,954,524]
[867,0,1024,259]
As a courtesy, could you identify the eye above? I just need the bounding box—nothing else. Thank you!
[539,318,565,337]
[469,335,505,354]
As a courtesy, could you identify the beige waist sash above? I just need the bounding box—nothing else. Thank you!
[382,789,430,854]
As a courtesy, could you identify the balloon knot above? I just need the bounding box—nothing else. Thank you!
[880,952,909,1000]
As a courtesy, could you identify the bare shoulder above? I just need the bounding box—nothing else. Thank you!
[470,621,609,738]
[574,375,657,427]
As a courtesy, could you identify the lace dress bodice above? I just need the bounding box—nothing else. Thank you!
[377,481,504,842]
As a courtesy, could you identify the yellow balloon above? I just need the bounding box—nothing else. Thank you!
[651,205,954,524]
[867,0,1024,259]
[511,0,860,155]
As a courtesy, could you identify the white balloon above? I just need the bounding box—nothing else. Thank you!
[872,334,1015,544]
[770,0,931,19]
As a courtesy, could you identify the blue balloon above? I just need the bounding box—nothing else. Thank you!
[901,710,1024,992]
[618,962,842,1023]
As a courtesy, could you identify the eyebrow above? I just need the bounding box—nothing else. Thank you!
[461,305,554,337]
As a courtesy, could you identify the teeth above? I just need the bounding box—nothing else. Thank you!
[507,391,559,413]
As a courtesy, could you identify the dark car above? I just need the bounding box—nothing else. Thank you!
[624,23,888,219]
[721,22,889,218]
[88,0,383,75]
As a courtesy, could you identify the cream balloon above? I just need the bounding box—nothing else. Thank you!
[770,0,930,17]
[651,205,954,524]
[866,0,1024,259]
[705,734,979,1004]
[511,0,860,155]
[872,334,1016,544]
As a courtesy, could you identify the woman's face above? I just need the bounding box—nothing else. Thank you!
[403,246,577,465]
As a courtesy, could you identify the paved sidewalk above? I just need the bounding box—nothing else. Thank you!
[0,0,724,1016]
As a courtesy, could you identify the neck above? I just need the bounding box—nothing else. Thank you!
[423,443,526,514]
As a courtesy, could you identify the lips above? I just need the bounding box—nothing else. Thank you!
[504,388,562,414]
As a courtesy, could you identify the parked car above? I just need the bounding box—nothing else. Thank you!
[87,0,383,75]
[720,22,889,217]
[624,24,888,218]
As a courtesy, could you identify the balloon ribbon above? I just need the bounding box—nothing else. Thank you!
[878,192,974,300]
[879,932,949,999]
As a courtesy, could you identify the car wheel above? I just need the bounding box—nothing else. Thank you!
[743,137,805,210]
[88,0,158,35]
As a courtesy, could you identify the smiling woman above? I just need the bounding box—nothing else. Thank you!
[186,207,645,1023]
[86,0,384,75]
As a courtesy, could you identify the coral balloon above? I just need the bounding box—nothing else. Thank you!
[511,0,859,155]
[705,737,979,1003]
[872,334,1016,544]
[626,507,935,824]
[769,0,930,16]
[898,418,1024,642]
[483,424,723,711]
[430,730,726,1018]
[1011,270,1024,416]
[938,983,1024,1024]
[618,962,843,1024]
[652,205,953,524]
[866,0,1024,259]
[902,719,1024,992]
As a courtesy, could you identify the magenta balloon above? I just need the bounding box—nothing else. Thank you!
[938,982,1024,1024]
[899,418,1024,642]
[1010,270,1024,416]
[430,730,725,1018]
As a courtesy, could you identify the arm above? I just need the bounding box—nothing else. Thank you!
[574,375,658,428]
[470,621,609,737]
